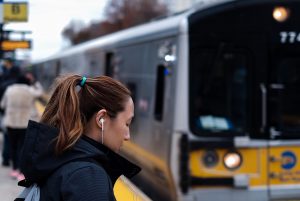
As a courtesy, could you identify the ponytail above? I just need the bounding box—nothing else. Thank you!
[40,74,83,154]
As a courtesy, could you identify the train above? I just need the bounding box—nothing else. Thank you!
[30,0,300,200]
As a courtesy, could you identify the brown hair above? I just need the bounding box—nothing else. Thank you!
[40,74,131,154]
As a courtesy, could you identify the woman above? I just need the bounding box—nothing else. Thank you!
[19,75,140,201]
[1,74,43,181]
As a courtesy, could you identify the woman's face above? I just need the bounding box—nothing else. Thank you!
[104,98,134,152]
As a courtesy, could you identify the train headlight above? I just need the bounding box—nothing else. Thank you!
[202,150,219,168]
[223,151,242,170]
[273,6,290,23]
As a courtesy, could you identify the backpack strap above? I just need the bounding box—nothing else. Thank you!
[14,184,40,201]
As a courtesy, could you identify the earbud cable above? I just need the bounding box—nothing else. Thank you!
[101,123,104,144]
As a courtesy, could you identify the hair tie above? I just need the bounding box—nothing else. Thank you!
[80,76,87,87]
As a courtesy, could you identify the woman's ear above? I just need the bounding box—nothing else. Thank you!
[96,109,107,128]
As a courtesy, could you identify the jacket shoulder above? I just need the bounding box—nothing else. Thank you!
[56,160,108,180]
[41,161,115,201]
[60,161,115,200]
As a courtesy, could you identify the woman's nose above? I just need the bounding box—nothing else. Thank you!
[124,132,130,140]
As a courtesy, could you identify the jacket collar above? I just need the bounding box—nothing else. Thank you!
[81,135,141,183]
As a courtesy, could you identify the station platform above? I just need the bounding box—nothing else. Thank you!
[0,133,23,201]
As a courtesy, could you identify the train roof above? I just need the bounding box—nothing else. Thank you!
[32,0,232,64]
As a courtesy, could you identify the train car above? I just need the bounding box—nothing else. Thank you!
[32,0,300,200]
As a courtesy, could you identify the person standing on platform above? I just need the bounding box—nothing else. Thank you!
[1,74,43,181]
[19,75,140,200]
[0,57,21,167]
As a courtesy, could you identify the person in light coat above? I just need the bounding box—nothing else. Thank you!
[0,57,21,167]
[1,74,43,181]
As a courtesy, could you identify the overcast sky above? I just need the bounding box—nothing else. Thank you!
[4,0,108,61]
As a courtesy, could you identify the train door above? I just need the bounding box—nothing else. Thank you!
[104,51,115,77]
[144,38,177,201]
[266,42,300,200]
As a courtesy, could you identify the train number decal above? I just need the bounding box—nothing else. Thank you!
[280,31,300,43]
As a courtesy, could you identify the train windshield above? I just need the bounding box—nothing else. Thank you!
[189,48,249,137]
[269,58,300,138]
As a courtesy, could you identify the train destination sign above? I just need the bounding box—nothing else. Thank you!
[1,40,31,51]
[0,3,28,23]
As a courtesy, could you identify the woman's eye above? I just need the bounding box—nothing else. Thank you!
[126,119,133,127]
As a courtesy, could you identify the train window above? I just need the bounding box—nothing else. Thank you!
[127,82,137,105]
[105,52,114,77]
[154,65,166,121]
[126,82,137,125]
[269,58,300,138]
[55,61,61,76]
[190,49,249,136]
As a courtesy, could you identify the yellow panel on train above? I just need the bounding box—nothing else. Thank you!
[190,148,269,187]
[269,147,300,185]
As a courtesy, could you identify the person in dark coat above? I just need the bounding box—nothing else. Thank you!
[19,74,140,201]
[0,57,21,167]
[0,57,21,98]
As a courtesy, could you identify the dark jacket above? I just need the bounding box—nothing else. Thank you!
[19,120,141,201]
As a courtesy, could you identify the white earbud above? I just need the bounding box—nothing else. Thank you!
[99,118,105,129]
[100,118,104,144]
